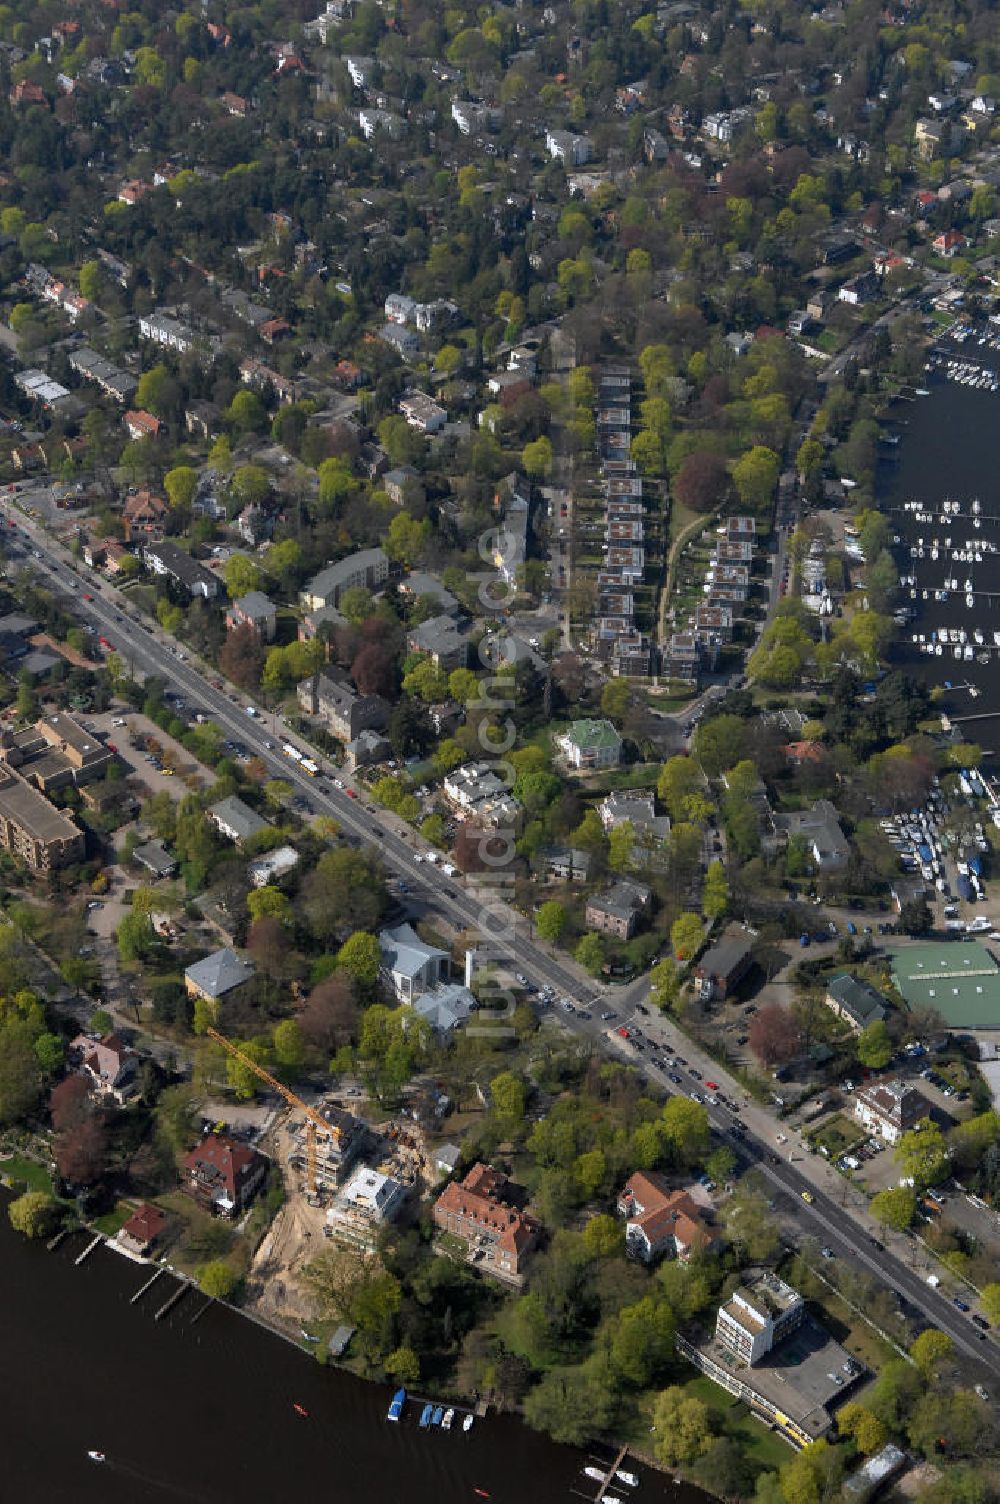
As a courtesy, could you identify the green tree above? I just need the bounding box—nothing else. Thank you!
[229,464,270,509]
[732,444,780,514]
[246,886,294,928]
[657,756,703,820]
[116,909,154,965]
[385,511,430,568]
[336,932,381,989]
[164,465,198,510]
[856,1019,892,1070]
[660,1095,711,1166]
[910,1328,953,1377]
[227,389,267,435]
[671,913,703,962]
[8,1190,58,1239]
[895,1121,949,1189]
[692,715,747,778]
[837,1403,887,1456]
[650,957,681,1012]
[536,900,568,943]
[318,458,355,512]
[385,1344,420,1384]
[272,1019,305,1070]
[196,1259,238,1298]
[575,932,605,975]
[779,1439,842,1504]
[870,1185,916,1232]
[651,1386,714,1466]
[702,860,728,921]
[522,435,554,479]
[135,363,176,417]
[223,554,263,598]
[980,1283,1000,1327]
[490,1070,526,1123]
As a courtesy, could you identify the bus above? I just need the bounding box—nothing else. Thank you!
[282,741,303,763]
[300,757,319,777]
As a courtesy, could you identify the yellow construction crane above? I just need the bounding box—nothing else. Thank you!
[206,1027,337,1195]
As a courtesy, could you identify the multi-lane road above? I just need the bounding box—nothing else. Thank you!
[6,509,999,1380]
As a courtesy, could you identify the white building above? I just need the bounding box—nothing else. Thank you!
[138,311,194,353]
[379,922,449,1002]
[715,1273,805,1366]
[338,1166,405,1224]
[545,128,593,166]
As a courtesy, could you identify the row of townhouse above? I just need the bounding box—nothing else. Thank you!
[666,516,757,686]
[593,367,653,677]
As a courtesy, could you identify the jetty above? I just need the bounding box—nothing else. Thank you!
[154,1283,189,1322]
[46,1227,70,1251]
[595,1445,631,1501]
[131,1267,165,1304]
[75,1234,102,1265]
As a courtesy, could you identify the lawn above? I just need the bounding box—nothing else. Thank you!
[94,1202,133,1236]
[806,1113,864,1160]
[0,1156,53,1194]
[676,1374,791,1472]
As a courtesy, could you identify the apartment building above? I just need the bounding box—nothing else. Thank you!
[716,1273,805,1365]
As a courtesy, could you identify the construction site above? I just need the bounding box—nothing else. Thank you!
[204,1032,437,1332]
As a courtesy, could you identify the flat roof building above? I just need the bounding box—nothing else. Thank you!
[0,769,84,870]
[890,940,1000,1029]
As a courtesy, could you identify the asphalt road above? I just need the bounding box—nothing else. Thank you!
[8,515,998,1380]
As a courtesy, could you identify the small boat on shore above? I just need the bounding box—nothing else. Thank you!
[387,1388,406,1422]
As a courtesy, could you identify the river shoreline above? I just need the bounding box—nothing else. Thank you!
[1,1193,708,1503]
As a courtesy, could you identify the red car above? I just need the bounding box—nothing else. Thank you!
[617,1026,630,1039]
[82,592,93,601]
[106,742,117,754]
[706,1080,719,1091]
[346,788,357,799]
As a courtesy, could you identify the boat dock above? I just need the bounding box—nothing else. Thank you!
[572,1443,633,1503]
[74,1235,103,1266]
[154,1283,189,1322]
[46,1227,70,1252]
[131,1267,165,1304]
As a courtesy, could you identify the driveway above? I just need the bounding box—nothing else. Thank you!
[86,709,215,798]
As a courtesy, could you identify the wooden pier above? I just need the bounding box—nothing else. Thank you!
[154,1283,189,1322]
[74,1234,102,1265]
[131,1267,164,1304]
[46,1227,69,1251]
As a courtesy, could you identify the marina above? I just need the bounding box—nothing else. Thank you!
[880,323,1000,727]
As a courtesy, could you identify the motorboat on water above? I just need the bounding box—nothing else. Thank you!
[616,1469,640,1488]
[387,1388,406,1422]
[463,1414,474,1432]
[442,1408,455,1431]
[585,1467,609,1483]
[87,1452,106,1464]
[431,1406,444,1426]
[419,1403,434,1429]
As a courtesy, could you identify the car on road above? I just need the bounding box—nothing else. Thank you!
[82,592,93,601]
[820,1247,834,1260]
[801,1190,814,1204]
[689,1091,703,1103]
[953,1297,971,1312]
[972,1315,990,1330]
[706,1080,719,1091]
[346,789,357,798]
[600,1010,615,1021]
[334,778,344,788]
[689,1068,702,1080]
[669,1073,682,1084]
[636,1003,649,1015]
[515,973,529,987]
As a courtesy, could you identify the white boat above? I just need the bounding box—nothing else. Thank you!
[585,1466,609,1483]
[616,1470,640,1488]
[463,1414,474,1432]
[87,1452,106,1464]
[442,1408,455,1430]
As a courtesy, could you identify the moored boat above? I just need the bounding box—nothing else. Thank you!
[463,1414,474,1432]
[442,1408,455,1430]
[387,1387,406,1422]
[419,1403,433,1429]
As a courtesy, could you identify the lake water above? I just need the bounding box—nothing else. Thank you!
[1,1206,707,1504]
[881,327,1000,732]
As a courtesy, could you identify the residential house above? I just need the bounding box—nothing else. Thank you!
[207,795,270,846]
[185,401,221,439]
[1,710,114,791]
[143,540,219,599]
[138,311,195,352]
[297,671,390,743]
[123,409,161,442]
[772,799,850,872]
[345,729,392,770]
[545,129,593,165]
[70,1032,138,1104]
[399,392,447,433]
[933,230,967,259]
[184,947,255,1003]
[226,591,277,641]
[69,347,138,402]
[825,973,888,1032]
[412,981,476,1034]
[716,1273,805,1365]
[182,1133,268,1215]
[345,54,376,88]
[379,323,419,357]
[432,1163,538,1277]
[693,927,754,1000]
[247,845,299,888]
[397,571,456,614]
[383,466,424,508]
[557,719,622,770]
[379,922,449,1002]
[132,840,178,879]
[339,1166,406,1224]
[854,1078,933,1144]
[117,1202,167,1256]
[539,846,592,883]
[123,489,168,540]
[405,614,468,672]
[239,357,297,403]
[617,1172,717,1263]
[300,548,389,612]
[838,272,878,305]
[443,762,522,830]
[586,879,651,939]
